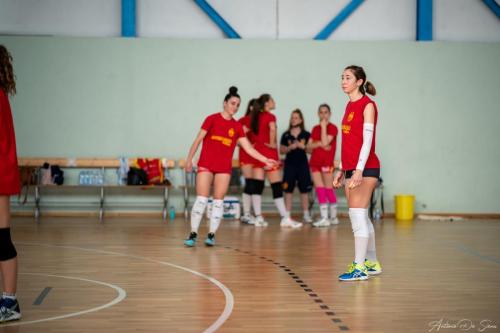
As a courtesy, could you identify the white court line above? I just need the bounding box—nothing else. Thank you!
[17,242,235,333]
[2,272,126,327]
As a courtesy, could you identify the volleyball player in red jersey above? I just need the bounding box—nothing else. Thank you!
[307,104,339,227]
[183,87,277,247]
[333,65,382,281]
[0,45,22,322]
[249,94,302,228]
[238,99,258,225]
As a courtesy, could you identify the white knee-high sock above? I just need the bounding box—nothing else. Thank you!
[251,195,262,216]
[349,208,369,265]
[274,197,288,218]
[365,211,377,262]
[191,196,208,233]
[329,204,338,219]
[320,204,328,219]
[209,199,224,233]
[242,193,252,215]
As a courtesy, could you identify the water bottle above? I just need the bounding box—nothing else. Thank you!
[169,206,175,220]
[374,208,381,221]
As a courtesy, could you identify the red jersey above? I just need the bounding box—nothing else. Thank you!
[309,123,337,168]
[341,95,380,170]
[237,115,255,164]
[0,89,20,195]
[252,111,279,160]
[197,113,245,173]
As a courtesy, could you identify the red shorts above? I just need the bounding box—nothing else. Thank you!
[197,166,231,175]
[239,150,258,167]
[252,145,280,171]
[310,165,334,174]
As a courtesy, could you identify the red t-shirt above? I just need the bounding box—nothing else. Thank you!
[309,123,337,168]
[238,115,254,164]
[0,89,20,195]
[341,95,380,170]
[252,111,279,160]
[197,113,245,173]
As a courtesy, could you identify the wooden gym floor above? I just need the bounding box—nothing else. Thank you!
[1,215,499,333]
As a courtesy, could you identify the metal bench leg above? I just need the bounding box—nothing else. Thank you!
[162,187,169,221]
[184,171,189,219]
[34,184,40,222]
[99,186,104,222]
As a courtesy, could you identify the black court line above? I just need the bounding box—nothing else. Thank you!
[33,287,52,305]
[225,246,349,331]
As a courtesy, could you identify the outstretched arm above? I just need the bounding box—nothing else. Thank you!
[239,137,278,169]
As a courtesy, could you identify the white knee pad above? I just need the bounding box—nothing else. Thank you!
[349,208,369,238]
[191,196,208,217]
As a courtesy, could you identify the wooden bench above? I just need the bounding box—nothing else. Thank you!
[18,157,175,222]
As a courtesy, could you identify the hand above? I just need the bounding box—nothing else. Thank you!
[264,158,279,169]
[288,142,298,150]
[348,169,363,189]
[333,171,344,188]
[185,160,193,173]
[320,119,328,127]
[265,143,277,149]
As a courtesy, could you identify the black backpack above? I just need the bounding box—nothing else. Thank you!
[127,167,148,185]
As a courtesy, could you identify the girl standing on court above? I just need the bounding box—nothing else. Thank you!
[334,65,382,281]
[279,109,313,223]
[307,104,339,227]
[249,94,302,228]
[183,87,276,247]
[0,45,22,323]
[238,99,258,225]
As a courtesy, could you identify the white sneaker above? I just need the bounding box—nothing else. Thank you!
[303,214,313,223]
[280,217,303,228]
[254,215,268,227]
[240,213,255,225]
[330,217,339,225]
[313,217,331,227]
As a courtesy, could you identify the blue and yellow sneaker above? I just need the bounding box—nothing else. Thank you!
[184,232,197,247]
[0,297,22,323]
[364,259,382,275]
[338,262,369,281]
[205,232,215,247]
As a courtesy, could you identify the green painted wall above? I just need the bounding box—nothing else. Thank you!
[1,36,499,213]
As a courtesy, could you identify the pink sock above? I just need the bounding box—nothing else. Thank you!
[325,188,337,204]
[316,187,327,204]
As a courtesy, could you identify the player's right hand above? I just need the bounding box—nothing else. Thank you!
[332,171,344,188]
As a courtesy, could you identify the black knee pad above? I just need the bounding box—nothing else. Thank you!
[244,178,254,195]
[254,180,265,195]
[271,182,284,199]
[0,228,17,261]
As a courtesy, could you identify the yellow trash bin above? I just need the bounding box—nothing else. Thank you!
[394,194,415,220]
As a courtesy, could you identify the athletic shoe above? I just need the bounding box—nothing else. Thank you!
[338,262,369,281]
[364,259,383,275]
[303,214,313,223]
[254,215,268,227]
[183,232,198,247]
[280,217,303,228]
[313,217,331,227]
[240,213,255,225]
[330,217,340,225]
[204,232,215,246]
[0,298,21,323]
